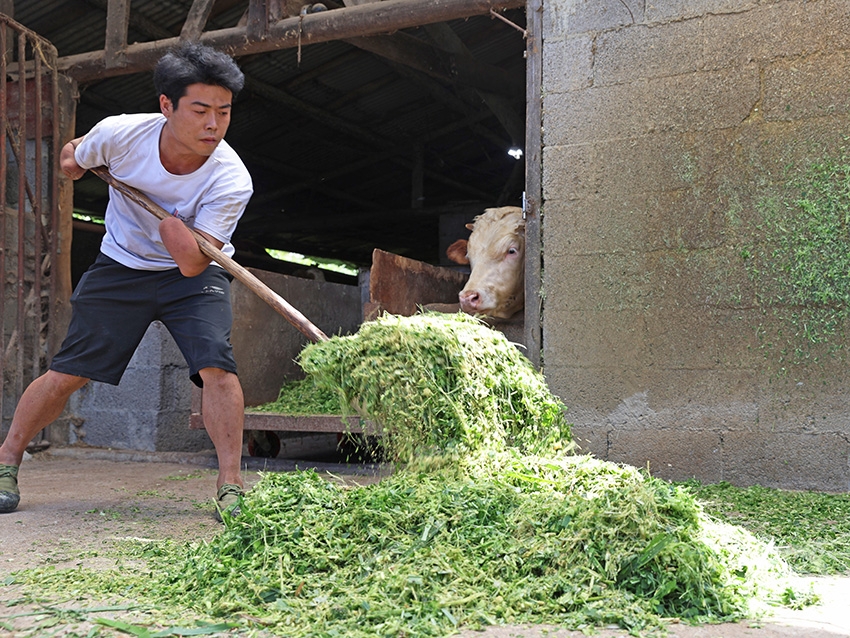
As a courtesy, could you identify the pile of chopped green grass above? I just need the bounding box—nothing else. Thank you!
[16,453,797,637]
[8,313,809,637]
[297,312,572,460]
[252,375,345,415]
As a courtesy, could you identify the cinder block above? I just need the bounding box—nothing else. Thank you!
[541,252,645,313]
[543,67,759,146]
[542,190,733,257]
[608,428,724,483]
[645,369,760,418]
[763,53,850,123]
[85,367,161,412]
[723,430,850,491]
[543,0,646,39]
[646,0,756,23]
[593,20,703,86]
[81,410,157,452]
[542,308,649,369]
[569,422,609,457]
[543,34,594,94]
[542,363,661,420]
[155,413,212,452]
[542,132,716,201]
[702,3,850,72]
[756,373,850,436]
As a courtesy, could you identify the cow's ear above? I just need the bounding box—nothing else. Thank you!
[446,239,470,265]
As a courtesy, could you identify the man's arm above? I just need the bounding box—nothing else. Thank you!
[159,217,222,277]
[60,136,87,180]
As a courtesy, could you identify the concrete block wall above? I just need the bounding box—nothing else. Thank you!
[540,0,850,490]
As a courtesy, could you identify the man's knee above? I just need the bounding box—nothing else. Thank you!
[198,367,240,387]
[43,370,90,395]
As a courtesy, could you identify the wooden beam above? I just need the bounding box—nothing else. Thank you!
[180,0,217,41]
[247,0,270,39]
[59,0,525,83]
[104,0,130,69]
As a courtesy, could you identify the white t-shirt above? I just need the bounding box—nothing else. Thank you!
[75,112,253,270]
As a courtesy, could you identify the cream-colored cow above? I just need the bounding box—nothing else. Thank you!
[446,206,525,320]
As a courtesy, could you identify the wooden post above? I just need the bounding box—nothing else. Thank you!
[105,0,131,68]
[181,0,217,41]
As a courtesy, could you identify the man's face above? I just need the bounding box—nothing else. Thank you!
[160,83,233,158]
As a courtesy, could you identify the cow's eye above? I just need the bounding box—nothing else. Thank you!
[507,247,518,255]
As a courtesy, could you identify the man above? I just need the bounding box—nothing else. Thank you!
[0,42,253,521]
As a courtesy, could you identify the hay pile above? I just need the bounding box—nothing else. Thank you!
[15,313,801,636]
[297,311,572,460]
[123,453,788,637]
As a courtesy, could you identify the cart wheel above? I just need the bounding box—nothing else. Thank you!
[248,430,281,458]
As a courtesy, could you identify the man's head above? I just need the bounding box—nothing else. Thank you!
[154,42,244,109]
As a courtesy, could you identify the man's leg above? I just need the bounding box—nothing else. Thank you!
[0,370,89,466]
[0,370,88,513]
[198,367,244,490]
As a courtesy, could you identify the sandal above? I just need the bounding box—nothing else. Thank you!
[0,464,20,514]
[214,483,244,522]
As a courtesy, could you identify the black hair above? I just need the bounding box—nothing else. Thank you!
[153,42,245,108]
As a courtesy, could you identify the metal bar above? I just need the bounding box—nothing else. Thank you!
[523,0,542,369]
[50,57,60,367]
[0,24,7,424]
[33,45,43,384]
[16,31,26,399]
[3,122,37,209]
[0,14,61,436]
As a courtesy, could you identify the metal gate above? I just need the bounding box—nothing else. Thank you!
[0,15,61,434]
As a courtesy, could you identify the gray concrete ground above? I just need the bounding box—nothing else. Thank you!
[1,448,848,637]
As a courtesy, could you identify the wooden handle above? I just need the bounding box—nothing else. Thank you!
[90,166,329,343]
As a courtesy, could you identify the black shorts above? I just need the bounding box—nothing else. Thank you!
[50,253,237,387]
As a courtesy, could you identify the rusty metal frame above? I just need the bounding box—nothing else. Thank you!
[523,0,542,368]
[0,14,61,431]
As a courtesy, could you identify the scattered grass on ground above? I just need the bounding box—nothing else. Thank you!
[683,480,850,575]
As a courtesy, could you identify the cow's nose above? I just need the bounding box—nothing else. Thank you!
[459,290,481,310]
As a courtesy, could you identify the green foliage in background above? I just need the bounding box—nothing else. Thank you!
[743,150,850,366]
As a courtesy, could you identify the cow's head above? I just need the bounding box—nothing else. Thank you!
[446,206,525,320]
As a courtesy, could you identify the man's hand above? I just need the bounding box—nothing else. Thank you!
[60,137,86,180]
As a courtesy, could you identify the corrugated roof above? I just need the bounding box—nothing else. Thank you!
[12,0,527,268]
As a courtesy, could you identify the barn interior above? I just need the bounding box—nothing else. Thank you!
[13,0,529,286]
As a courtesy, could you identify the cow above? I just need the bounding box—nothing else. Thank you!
[445,206,525,320]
